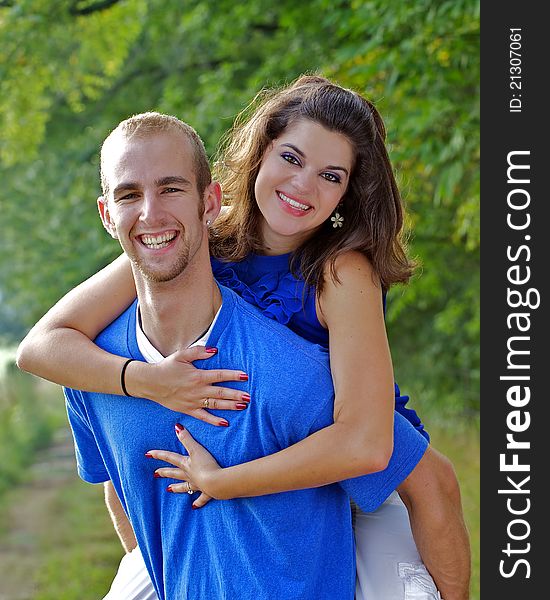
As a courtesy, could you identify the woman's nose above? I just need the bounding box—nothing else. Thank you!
[292,168,316,195]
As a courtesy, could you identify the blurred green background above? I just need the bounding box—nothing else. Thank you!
[0,0,479,598]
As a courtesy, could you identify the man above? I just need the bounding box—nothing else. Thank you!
[60,113,468,599]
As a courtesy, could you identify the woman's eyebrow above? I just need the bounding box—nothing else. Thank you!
[281,143,349,176]
[326,164,349,176]
[281,143,305,158]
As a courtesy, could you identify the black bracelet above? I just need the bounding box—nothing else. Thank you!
[121,358,136,397]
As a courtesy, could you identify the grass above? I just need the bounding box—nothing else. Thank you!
[33,477,124,599]
[429,423,480,600]
[0,366,65,504]
[0,423,124,599]
[0,358,124,597]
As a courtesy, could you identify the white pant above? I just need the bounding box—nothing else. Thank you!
[104,492,440,600]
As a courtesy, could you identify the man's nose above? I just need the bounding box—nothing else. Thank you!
[140,192,163,223]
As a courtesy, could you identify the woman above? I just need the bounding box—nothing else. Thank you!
[17,75,463,599]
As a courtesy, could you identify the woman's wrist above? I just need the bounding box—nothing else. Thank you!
[123,359,155,399]
[203,468,234,500]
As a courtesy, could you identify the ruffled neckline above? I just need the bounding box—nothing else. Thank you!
[211,254,306,326]
[246,252,292,271]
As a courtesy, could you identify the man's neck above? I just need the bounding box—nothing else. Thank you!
[134,259,221,357]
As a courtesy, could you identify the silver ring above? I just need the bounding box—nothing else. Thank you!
[203,398,210,409]
[186,481,194,495]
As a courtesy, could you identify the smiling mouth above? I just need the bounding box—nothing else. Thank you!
[277,191,311,212]
[139,231,177,249]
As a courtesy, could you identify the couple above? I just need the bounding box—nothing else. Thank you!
[17,76,470,599]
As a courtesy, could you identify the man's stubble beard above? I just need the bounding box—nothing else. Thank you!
[136,251,190,283]
[116,201,206,284]
[125,231,194,284]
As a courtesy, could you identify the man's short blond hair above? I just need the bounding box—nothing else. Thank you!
[100,112,211,197]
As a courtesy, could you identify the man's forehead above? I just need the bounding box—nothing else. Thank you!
[104,130,196,187]
[105,129,193,161]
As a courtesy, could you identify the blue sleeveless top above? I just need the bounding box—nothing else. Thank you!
[212,253,429,441]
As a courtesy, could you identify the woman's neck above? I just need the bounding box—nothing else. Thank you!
[259,222,310,256]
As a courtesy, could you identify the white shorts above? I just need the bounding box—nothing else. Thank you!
[102,546,159,600]
[355,491,441,600]
[105,493,440,600]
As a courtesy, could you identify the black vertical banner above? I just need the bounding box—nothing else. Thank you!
[482,2,548,597]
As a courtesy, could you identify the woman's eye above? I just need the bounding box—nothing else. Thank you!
[281,153,301,166]
[322,172,341,184]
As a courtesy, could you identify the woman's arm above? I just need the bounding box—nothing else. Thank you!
[16,254,250,425]
[150,251,395,498]
[17,253,138,393]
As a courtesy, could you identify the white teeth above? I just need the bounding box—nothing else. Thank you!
[277,192,310,211]
[141,232,176,249]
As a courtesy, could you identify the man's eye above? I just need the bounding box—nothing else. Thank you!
[322,172,341,184]
[118,193,138,201]
[162,187,182,194]
[281,153,301,166]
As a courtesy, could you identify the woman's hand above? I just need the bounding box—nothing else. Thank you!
[127,347,250,427]
[147,424,223,508]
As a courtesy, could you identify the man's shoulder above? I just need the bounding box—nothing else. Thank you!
[64,302,137,401]
[94,300,137,356]
[219,285,331,374]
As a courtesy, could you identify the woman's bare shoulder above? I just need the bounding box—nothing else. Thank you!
[325,250,377,287]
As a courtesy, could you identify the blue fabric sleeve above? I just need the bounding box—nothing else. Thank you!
[339,411,429,512]
[64,388,109,484]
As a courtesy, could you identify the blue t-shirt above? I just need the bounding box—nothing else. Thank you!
[64,285,427,600]
[212,253,429,441]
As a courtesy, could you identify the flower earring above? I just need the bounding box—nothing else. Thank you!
[206,219,212,227]
[331,210,344,228]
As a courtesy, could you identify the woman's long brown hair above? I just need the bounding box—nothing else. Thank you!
[211,75,414,295]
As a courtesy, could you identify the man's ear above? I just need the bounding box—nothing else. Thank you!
[97,196,118,239]
[202,181,222,226]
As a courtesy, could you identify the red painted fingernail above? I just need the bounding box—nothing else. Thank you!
[242,393,251,402]
[166,486,173,493]
[219,420,230,427]
[236,403,248,410]
[239,373,248,381]
[192,504,200,510]
[205,347,218,354]
[145,452,153,458]
[175,423,184,433]
[154,472,161,478]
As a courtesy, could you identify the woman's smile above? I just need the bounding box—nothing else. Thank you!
[276,190,312,214]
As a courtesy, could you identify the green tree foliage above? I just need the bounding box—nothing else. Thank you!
[0,0,479,415]
[326,0,480,415]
